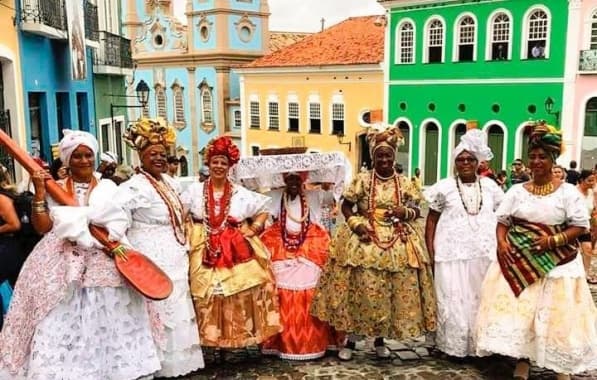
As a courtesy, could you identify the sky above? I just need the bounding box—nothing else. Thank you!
[173,0,385,32]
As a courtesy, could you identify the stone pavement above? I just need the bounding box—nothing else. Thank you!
[170,263,597,380]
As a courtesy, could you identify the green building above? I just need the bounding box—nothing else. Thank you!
[92,2,134,164]
[379,0,567,185]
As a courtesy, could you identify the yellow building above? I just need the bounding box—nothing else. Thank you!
[0,2,26,182]
[236,16,385,170]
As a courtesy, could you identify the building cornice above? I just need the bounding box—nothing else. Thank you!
[379,0,503,11]
[235,63,383,75]
[387,77,564,85]
[186,9,270,18]
[133,51,265,67]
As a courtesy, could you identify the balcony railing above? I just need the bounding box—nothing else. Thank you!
[93,31,133,72]
[20,0,66,32]
[580,49,597,73]
[84,1,99,42]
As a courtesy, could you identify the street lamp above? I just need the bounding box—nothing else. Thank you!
[544,96,560,125]
[135,80,150,108]
[110,79,151,131]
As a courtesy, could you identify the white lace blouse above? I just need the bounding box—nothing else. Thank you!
[424,176,504,262]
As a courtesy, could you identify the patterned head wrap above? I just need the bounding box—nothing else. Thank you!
[366,125,404,158]
[524,120,563,162]
[203,136,240,166]
[123,118,176,153]
[452,128,494,162]
[59,130,99,167]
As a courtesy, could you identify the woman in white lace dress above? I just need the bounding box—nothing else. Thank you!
[0,130,161,379]
[116,119,204,377]
[424,129,503,358]
[475,122,597,380]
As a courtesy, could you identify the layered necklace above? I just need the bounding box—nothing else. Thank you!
[367,171,407,249]
[64,176,98,206]
[140,170,186,245]
[455,175,483,215]
[203,178,233,261]
[529,181,554,196]
[280,191,309,251]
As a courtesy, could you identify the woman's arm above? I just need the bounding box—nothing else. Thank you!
[341,198,371,243]
[424,210,440,263]
[242,211,269,238]
[30,170,53,234]
[0,194,20,234]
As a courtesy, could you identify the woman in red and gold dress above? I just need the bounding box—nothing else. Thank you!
[181,136,281,350]
[261,172,341,360]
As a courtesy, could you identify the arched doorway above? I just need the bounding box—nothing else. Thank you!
[453,123,466,147]
[358,133,371,170]
[581,97,597,169]
[423,122,439,185]
[486,124,505,172]
[396,121,410,174]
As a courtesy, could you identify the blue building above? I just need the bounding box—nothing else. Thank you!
[17,0,99,162]
[122,0,270,175]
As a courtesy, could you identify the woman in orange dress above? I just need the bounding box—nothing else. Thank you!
[261,172,341,360]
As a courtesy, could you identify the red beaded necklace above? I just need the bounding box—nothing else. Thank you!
[140,170,186,245]
[280,191,309,251]
[203,178,233,260]
[367,171,406,249]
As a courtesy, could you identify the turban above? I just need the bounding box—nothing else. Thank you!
[452,128,493,162]
[204,136,240,166]
[525,120,563,162]
[123,118,176,153]
[366,125,404,159]
[100,151,118,164]
[59,130,99,167]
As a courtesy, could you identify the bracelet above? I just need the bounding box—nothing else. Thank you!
[250,221,263,233]
[31,200,45,207]
[547,236,554,250]
[32,205,47,214]
[347,216,363,232]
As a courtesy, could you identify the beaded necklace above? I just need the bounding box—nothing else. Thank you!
[367,171,406,249]
[203,178,233,260]
[140,170,186,245]
[64,176,98,206]
[455,176,483,216]
[280,191,309,251]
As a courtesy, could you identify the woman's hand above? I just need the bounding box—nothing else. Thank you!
[497,238,516,264]
[386,206,406,220]
[354,224,372,243]
[240,223,256,238]
[531,235,551,253]
[31,170,51,200]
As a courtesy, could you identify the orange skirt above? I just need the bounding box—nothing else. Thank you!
[194,282,281,348]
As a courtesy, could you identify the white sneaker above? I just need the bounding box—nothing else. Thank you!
[375,345,391,359]
[338,347,353,361]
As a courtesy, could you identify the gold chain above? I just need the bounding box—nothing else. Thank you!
[529,181,554,196]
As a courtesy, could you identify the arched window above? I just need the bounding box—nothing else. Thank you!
[426,18,444,63]
[171,82,185,127]
[524,8,550,59]
[486,124,505,172]
[397,21,415,64]
[456,15,476,61]
[489,12,511,60]
[155,85,167,119]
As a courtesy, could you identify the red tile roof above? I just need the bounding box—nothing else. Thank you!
[268,31,311,52]
[246,16,384,68]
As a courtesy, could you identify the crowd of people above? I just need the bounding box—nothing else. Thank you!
[0,118,595,380]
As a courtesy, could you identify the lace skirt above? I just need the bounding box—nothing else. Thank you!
[21,286,161,380]
[127,222,204,377]
[434,257,492,357]
[476,260,597,374]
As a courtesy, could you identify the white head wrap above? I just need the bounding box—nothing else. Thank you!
[59,129,99,167]
[100,151,118,164]
[452,128,493,162]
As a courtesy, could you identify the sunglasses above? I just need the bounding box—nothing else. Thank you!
[455,157,477,163]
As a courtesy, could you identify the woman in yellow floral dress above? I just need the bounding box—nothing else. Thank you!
[311,126,436,361]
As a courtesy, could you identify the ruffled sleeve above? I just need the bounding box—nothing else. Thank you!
[494,185,519,226]
[563,184,590,229]
[343,172,367,203]
[232,185,271,220]
[482,177,505,211]
[423,180,447,212]
[180,182,204,219]
[113,175,154,226]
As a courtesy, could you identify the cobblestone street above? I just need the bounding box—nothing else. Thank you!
[174,273,597,380]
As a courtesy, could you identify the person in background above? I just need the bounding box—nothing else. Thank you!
[97,151,118,182]
[50,158,68,181]
[411,167,422,192]
[394,163,404,177]
[510,159,530,185]
[566,160,580,185]
[553,165,567,183]
[166,156,180,178]
[198,166,209,183]
[576,170,597,285]
[496,170,508,191]
[0,165,21,288]
[477,160,496,181]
